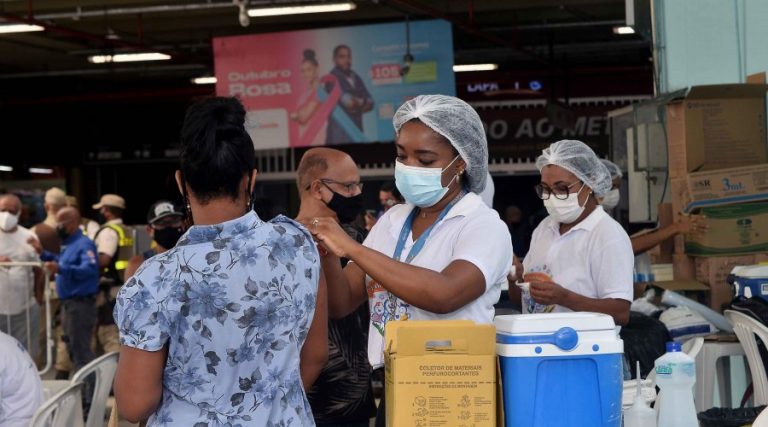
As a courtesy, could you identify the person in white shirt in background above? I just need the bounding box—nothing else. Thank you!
[0,194,45,358]
[0,330,44,427]
[478,171,495,208]
[510,140,633,326]
[599,158,707,255]
[304,94,512,427]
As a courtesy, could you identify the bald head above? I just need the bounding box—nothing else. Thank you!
[56,206,81,237]
[0,194,22,215]
[296,148,359,191]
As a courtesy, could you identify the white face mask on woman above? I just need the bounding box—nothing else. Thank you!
[601,189,620,210]
[543,183,589,224]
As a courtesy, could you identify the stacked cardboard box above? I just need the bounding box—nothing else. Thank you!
[665,84,768,311]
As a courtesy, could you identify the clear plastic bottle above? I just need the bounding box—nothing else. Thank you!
[624,362,656,427]
[655,342,697,427]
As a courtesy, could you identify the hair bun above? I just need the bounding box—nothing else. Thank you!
[211,99,246,130]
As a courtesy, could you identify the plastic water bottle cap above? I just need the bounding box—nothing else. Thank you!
[666,341,682,352]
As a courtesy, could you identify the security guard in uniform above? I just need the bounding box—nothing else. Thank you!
[92,194,134,354]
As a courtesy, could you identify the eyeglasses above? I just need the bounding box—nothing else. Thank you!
[534,181,583,200]
[318,178,364,194]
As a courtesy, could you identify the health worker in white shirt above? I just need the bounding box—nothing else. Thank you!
[599,158,707,254]
[305,94,513,368]
[512,139,634,326]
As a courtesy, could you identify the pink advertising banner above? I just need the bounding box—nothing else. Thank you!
[213,20,455,149]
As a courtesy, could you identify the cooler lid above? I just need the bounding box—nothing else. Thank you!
[731,265,768,279]
[494,312,616,335]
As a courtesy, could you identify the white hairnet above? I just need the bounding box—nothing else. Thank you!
[600,159,623,180]
[393,94,488,193]
[536,139,612,197]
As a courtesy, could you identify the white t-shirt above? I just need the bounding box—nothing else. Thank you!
[0,227,39,315]
[521,206,634,314]
[82,219,100,241]
[0,331,44,427]
[361,192,512,368]
[95,218,123,257]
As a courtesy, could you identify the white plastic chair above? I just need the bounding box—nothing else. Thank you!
[28,381,85,427]
[725,310,768,406]
[72,351,119,427]
[754,406,768,427]
[39,352,119,427]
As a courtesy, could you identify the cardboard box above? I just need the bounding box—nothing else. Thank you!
[666,84,768,178]
[679,163,768,212]
[694,253,768,311]
[685,203,768,256]
[385,320,497,427]
[694,255,756,311]
[747,72,767,84]
[657,204,674,263]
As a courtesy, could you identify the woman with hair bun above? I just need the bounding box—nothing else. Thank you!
[113,97,328,426]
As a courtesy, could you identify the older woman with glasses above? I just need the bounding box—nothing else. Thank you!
[510,139,633,326]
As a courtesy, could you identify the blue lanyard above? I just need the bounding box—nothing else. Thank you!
[392,192,465,264]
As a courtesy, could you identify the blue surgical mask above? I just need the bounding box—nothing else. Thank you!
[395,155,460,208]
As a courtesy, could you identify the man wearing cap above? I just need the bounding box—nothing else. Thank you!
[92,194,133,355]
[32,187,67,254]
[124,201,187,279]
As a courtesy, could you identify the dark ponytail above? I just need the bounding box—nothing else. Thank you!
[180,97,256,204]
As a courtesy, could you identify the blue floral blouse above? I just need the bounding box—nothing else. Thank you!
[115,212,320,427]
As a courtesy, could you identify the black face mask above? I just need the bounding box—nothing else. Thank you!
[154,227,185,250]
[326,191,364,224]
[56,226,70,240]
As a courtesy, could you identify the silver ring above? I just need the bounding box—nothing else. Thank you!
[312,219,319,228]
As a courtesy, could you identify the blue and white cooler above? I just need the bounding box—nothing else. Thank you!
[495,313,623,427]
[730,265,768,301]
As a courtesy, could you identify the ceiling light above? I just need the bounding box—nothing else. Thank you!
[248,2,356,17]
[0,23,44,34]
[453,63,498,72]
[192,76,217,85]
[613,26,635,35]
[0,165,12,172]
[29,167,53,174]
[106,27,120,40]
[88,52,171,64]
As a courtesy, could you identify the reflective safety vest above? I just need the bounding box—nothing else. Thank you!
[95,223,135,283]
